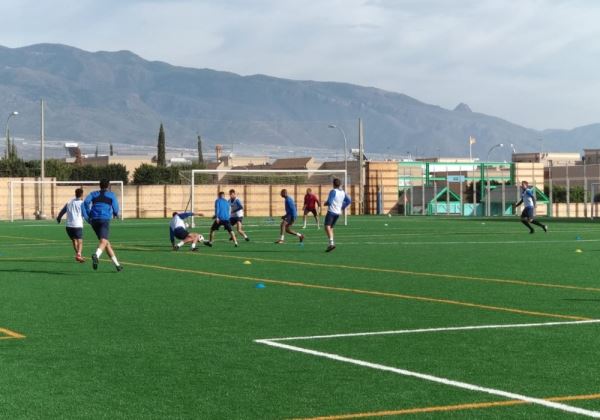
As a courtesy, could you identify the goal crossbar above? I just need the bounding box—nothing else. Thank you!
[8,180,125,222]
[189,169,348,227]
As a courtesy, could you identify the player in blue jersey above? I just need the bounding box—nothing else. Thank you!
[57,187,86,263]
[169,211,211,251]
[229,189,249,241]
[515,180,547,234]
[275,189,304,244]
[208,191,238,247]
[82,179,122,271]
[324,178,351,252]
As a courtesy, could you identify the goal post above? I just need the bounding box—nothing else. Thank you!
[8,180,125,222]
[188,169,348,228]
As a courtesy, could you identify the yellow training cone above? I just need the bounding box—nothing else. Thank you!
[243,260,252,265]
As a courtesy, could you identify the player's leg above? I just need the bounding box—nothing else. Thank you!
[520,208,534,233]
[104,241,122,271]
[324,212,338,252]
[208,221,219,244]
[312,209,320,229]
[276,218,286,243]
[75,238,85,263]
[302,211,308,229]
[530,218,548,232]
[225,222,238,246]
[236,221,249,241]
[285,218,304,242]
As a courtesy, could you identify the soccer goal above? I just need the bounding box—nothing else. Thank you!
[7,180,125,222]
[185,169,348,228]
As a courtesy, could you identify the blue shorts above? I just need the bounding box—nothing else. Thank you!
[91,220,111,240]
[230,216,243,225]
[211,220,233,232]
[173,227,189,240]
[324,212,340,227]
[282,214,296,225]
[521,207,534,219]
[66,227,83,240]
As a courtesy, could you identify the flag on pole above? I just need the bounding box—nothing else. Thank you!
[469,136,476,145]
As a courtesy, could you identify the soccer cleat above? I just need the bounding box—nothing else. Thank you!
[116,265,123,272]
[173,245,181,251]
[190,247,198,252]
[92,254,99,270]
[274,240,284,244]
[543,225,548,233]
[326,245,336,252]
[529,230,535,234]
[244,237,250,242]
[203,241,213,247]
[234,242,239,247]
[75,255,85,263]
[299,234,305,243]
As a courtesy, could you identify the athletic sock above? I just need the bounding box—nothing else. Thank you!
[191,243,197,249]
[531,220,545,228]
[111,255,120,266]
[280,235,285,241]
[329,238,334,246]
[95,248,102,258]
[521,220,534,232]
[177,241,185,248]
[296,233,302,237]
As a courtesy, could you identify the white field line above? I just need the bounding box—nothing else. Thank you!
[256,319,600,418]
[259,319,600,342]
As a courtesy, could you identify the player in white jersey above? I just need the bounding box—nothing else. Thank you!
[515,180,547,234]
[229,189,249,241]
[169,211,210,251]
[56,188,86,262]
[324,178,351,252]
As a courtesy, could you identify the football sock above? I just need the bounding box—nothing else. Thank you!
[521,220,534,232]
[329,238,334,246]
[296,233,302,237]
[111,255,120,266]
[531,220,545,228]
[280,235,285,241]
[95,248,102,258]
[191,243,197,249]
[177,241,185,248]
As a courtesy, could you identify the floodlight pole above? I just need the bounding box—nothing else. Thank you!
[5,111,18,159]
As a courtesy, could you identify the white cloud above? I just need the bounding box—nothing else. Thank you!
[2,0,600,129]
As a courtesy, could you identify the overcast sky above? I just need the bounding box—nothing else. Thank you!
[2,0,600,130]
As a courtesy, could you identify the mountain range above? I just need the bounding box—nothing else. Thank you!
[1,43,599,160]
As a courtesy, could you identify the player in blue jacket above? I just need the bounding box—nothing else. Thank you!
[82,179,122,271]
[515,180,547,234]
[324,178,351,252]
[275,189,304,244]
[208,191,238,247]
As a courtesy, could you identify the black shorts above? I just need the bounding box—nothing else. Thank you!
[173,227,189,240]
[91,220,111,240]
[66,227,83,240]
[304,208,318,216]
[521,207,534,219]
[211,220,233,232]
[230,216,243,225]
[324,212,340,227]
[282,214,296,225]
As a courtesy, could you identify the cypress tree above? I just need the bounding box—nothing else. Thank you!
[157,123,166,167]
[197,135,204,165]
[110,143,114,156]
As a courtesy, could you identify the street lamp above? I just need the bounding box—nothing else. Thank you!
[327,124,348,190]
[486,143,504,162]
[5,111,19,159]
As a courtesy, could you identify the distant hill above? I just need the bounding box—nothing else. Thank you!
[0,43,597,160]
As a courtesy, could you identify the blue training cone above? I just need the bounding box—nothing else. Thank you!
[255,282,266,289]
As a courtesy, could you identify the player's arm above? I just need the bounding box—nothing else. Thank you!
[514,199,523,207]
[325,190,336,207]
[342,194,352,210]
[214,200,220,223]
[56,205,67,223]
[169,227,175,245]
[82,194,92,222]
[111,192,120,218]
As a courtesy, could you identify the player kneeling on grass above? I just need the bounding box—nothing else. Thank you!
[275,189,304,244]
[82,179,123,272]
[208,191,238,247]
[515,180,547,234]
[56,187,86,263]
[170,211,211,251]
[324,178,351,252]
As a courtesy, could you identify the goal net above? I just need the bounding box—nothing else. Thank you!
[184,169,348,228]
[7,180,125,222]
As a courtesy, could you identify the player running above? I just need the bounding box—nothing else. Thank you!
[302,187,321,229]
[56,187,86,263]
[275,189,304,244]
[229,189,249,241]
[170,211,211,251]
[82,179,123,271]
[208,191,238,247]
[515,180,548,234]
[324,178,351,252]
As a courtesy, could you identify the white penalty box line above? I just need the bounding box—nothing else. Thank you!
[255,319,600,418]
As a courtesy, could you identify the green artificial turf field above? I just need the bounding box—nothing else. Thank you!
[1,216,600,419]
